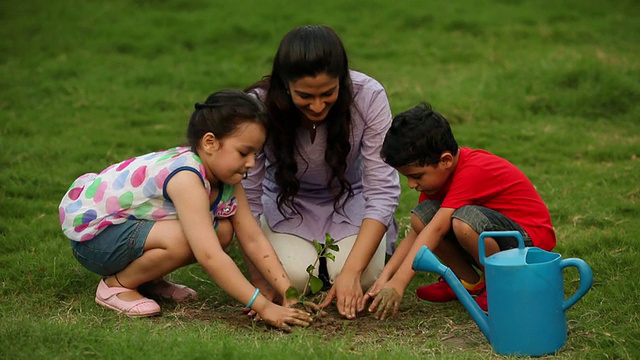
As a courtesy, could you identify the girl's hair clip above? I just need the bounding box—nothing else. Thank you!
[194,103,220,110]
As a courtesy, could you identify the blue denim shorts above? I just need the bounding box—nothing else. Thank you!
[412,200,533,250]
[70,220,154,276]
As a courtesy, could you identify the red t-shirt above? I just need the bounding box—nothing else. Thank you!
[419,147,556,251]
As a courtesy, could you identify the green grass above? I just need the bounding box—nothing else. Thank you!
[1,0,639,359]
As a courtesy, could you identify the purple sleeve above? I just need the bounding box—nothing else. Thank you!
[358,81,401,227]
[242,90,266,220]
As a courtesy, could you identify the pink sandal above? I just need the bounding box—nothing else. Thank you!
[139,279,197,303]
[95,279,161,317]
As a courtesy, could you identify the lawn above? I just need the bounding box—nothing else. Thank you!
[1,0,638,359]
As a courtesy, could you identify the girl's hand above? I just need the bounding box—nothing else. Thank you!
[258,303,314,332]
[244,284,278,318]
[368,285,403,320]
[283,298,327,317]
[281,295,300,309]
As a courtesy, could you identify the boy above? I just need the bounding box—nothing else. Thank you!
[364,102,556,320]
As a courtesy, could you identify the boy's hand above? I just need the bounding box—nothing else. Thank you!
[362,274,391,304]
[369,286,402,320]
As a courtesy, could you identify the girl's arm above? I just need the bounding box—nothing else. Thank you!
[166,171,267,309]
[166,171,312,329]
[231,184,294,301]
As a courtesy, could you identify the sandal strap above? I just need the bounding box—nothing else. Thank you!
[96,279,135,299]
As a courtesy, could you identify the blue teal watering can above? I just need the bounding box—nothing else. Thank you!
[412,231,593,356]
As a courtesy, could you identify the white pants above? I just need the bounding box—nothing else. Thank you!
[260,216,386,293]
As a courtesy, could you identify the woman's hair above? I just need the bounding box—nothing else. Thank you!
[381,102,459,168]
[187,89,267,148]
[245,25,354,217]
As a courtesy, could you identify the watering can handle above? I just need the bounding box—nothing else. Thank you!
[478,231,524,266]
[560,258,594,311]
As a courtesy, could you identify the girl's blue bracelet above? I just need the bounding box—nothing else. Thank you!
[246,288,260,309]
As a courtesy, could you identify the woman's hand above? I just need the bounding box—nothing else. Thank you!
[258,303,314,332]
[319,272,363,319]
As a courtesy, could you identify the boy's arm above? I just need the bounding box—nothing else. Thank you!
[379,228,417,282]
[362,228,417,303]
[369,207,455,319]
[387,207,455,292]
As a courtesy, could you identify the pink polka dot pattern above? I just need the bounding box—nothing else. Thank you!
[58,147,214,242]
[130,166,147,187]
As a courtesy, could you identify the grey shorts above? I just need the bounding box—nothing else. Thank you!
[70,220,154,276]
[412,200,533,250]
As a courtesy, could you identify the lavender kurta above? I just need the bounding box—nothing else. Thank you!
[243,71,401,253]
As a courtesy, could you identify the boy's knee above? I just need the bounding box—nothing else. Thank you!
[451,217,479,246]
[410,213,427,233]
[451,217,473,234]
[411,200,441,226]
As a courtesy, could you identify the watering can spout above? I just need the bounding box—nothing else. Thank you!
[412,246,491,341]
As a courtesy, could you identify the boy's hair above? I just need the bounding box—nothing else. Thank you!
[381,102,459,168]
[186,89,267,147]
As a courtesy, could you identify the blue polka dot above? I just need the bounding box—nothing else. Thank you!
[65,200,83,214]
[113,169,130,190]
[142,178,157,198]
[167,156,187,171]
[81,209,97,223]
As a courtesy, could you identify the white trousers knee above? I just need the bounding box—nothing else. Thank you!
[260,216,386,293]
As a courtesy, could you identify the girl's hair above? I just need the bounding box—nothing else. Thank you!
[381,102,459,168]
[187,89,267,148]
[245,25,354,217]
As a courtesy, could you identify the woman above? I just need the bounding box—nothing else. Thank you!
[243,25,400,319]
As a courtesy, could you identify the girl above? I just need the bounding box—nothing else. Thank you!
[243,25,401,319]
[59,89,313,330]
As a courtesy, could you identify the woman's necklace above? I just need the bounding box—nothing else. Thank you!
[310,124,317,143]
[301,118,320,144]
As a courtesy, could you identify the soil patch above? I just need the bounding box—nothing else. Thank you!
[152,291,492,356]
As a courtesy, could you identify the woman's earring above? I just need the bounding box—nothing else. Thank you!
[286,89,290,95]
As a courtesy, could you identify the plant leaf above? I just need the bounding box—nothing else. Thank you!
[325,253,336,261]
[325,233,334,244]
[327,244,339,252]
[313,239,323,254]
[285,286,300,301]
[309,275,323,294]
[306,264,315,274]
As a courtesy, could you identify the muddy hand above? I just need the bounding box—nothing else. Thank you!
[371,288,401,320]
[363,282,383,304]
[264,300,318,332]
[297,301,327,317]
[284,308,314,332]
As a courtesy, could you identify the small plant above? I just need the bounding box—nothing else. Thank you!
[285,233,339,304]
